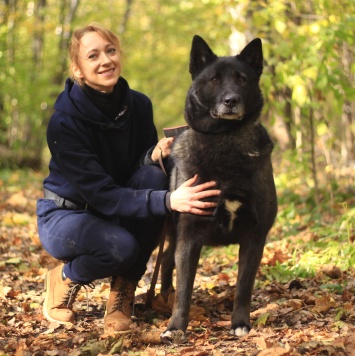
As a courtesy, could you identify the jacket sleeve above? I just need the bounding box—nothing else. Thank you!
[45,112,168,219]
[132,92,161,169]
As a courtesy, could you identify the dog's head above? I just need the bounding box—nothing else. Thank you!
[186,35,264,133]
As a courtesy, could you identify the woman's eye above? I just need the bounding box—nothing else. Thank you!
[108,48,117,54]
[88,54,98,60]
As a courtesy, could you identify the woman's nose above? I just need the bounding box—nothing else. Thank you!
[100,52,111,64]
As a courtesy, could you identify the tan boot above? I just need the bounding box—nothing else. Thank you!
[104,276,137,333]
[43,264,81,324]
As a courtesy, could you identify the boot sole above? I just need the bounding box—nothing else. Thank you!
[43,271,74,325]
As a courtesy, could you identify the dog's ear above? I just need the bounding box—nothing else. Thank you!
[189,35,218,79]
[237,38,263,76]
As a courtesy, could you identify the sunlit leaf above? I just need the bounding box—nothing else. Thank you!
[254,313,270,326]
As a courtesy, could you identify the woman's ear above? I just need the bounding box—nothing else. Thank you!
[72,64,84,79]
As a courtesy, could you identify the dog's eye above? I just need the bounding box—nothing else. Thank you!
[210,77,219,84]
[237,74,247,83]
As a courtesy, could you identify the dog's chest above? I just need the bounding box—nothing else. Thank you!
[174,131,259,178]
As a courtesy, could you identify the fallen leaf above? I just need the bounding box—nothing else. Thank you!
[152,292,174,314]
[139,330,162,344]
[189,305,208,321]
[256,336,273,350]
[344,333,355,356]
[6,192,29,207]
[312,295,336,313]
[180,347,210,355]
[0,285,12,299]
[284,299,303,310]
[254,313,270,326]
[12,213,31,225]
[5,257,22,265]
[262,249,290,266]
[257,347,290,356]
[251,304,279,318]
[321,264,342,279]
[217,273,230,285]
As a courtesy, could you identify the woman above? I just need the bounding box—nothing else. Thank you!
[36,23,220,333]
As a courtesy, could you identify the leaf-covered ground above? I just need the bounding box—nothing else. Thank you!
[1,166,355,356]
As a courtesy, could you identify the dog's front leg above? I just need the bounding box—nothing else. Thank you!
[230,234,266,337]
[160,234,202,343]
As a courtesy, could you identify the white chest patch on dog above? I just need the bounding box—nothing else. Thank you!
[225,200,242,232]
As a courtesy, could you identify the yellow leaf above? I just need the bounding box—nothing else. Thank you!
[292,83,308,106]
[274,20,286,34]
[317,122,328,136]
[12,213,31,225]
[254,312,270,326]
[5,257,22,265]
[1,212,31,226]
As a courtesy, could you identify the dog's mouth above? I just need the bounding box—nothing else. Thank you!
[210,106,245,120]
[210,112,244,120]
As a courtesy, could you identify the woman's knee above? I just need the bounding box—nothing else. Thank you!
[99,229,140,272]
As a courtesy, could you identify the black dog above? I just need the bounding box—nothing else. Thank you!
[160,35,277,342]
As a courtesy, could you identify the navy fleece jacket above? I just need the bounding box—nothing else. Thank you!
[43,77,169,218]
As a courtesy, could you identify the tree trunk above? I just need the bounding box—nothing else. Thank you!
[308,92,319,205]
[294,106,303,161]
[340,42,355,166]
[271,89,295,150]
[118,0,134,35]
[53,0,80,86]
[341,102,355,165]
[21,0,48,169]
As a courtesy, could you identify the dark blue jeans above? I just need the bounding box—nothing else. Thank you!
[37,165,168,285]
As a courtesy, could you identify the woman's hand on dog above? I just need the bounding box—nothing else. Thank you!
[151,140,220,215]
[170,174,221,215]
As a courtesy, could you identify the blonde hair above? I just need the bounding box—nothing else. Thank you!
[68,23,121,83]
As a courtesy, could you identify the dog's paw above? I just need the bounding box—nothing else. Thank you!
[230,326,250,337]
[160,329,186,344]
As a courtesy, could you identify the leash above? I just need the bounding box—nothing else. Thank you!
[145,218,168,308]
[158,147,168,176]
[145,148,168,308]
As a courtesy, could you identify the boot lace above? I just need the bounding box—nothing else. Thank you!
[60,283,81,308]
[112,279,135,316]
[61,282,95,310]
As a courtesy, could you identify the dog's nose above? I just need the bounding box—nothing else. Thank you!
[224,94,240,107]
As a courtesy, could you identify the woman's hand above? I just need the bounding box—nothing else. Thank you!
[170,175,221,215]
[151,137,174,162]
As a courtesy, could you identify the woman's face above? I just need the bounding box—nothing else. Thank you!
[73,31,121,93]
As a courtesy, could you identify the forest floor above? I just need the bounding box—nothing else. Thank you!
[1,160,355,356]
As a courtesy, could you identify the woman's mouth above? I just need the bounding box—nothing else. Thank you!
[100,68,115,76]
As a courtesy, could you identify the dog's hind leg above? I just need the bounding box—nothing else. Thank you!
[230,232,266,336]
[160,235,202,343]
